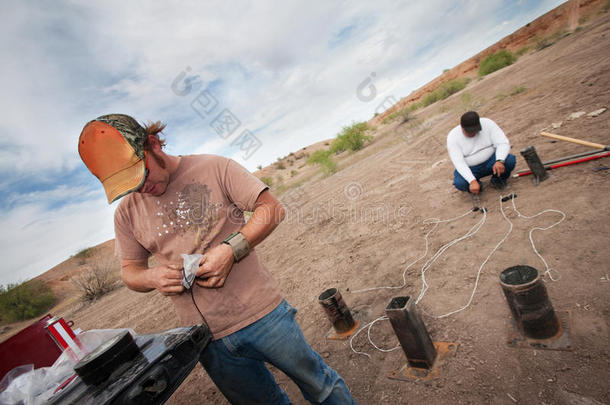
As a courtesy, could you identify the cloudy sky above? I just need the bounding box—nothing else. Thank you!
[0,0,565,285]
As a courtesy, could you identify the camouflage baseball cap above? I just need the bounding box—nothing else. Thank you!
[78,114,147,203]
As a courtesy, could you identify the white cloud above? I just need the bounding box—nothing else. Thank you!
[0,197,115,285]
[0,0,566,284]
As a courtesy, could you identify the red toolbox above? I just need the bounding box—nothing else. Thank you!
[0,314,63,380]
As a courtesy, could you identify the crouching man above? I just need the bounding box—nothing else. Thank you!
[447,111,516,194]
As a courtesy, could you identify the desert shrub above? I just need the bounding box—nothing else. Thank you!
[534,31,569,51]
[382,108,412,125]
[307,150,336,175]
[329,122,372,154]
[422,78,470,107]
[535,38,553,50]
[460,92,485,110]
[72,258,120,302]
[256,164,262,170]
[75,247,95,259]
[0,281,56,324]
[478,50,516,76]
[408,101,423,111]
[307,149,331,164]
[510,86,527,95]
[290,170,298,177]
[516,46,530,56]
[261,176,273,186]
[275,158,286,170]
[319,159,337,175]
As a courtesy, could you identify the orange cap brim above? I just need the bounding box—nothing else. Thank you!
[102,160,146,203]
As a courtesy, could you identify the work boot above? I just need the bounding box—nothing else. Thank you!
[490,176,507,190]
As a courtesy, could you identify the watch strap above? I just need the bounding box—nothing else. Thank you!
[222,232,250,262]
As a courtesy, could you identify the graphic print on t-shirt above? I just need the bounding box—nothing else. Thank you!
[155,182,219,245]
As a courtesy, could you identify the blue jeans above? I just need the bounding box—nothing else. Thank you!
[453,153,516,191]
[199,300,357,405]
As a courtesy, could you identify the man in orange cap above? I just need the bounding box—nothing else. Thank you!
[79,114,357,405]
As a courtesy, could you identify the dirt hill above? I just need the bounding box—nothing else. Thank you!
[375,0,609,124]
[3,2,609,404]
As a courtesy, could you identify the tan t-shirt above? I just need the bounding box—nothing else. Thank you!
[114,154,282,339]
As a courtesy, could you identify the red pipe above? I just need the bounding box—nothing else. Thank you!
[515,152,610,177]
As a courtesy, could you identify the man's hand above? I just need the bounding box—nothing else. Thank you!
[196,243,235,288]
[493,161,506,176]
[148,264,185,296]
[469,180,481,194]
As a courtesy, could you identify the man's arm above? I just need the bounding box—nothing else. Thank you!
[486,119,510,177]
[195,189,285,288]
[487,119,510,161]
[239,189,286,248]
[121,258,185,296]
[447,134,476,183]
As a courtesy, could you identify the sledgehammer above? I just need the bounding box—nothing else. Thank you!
[541,132,610,151]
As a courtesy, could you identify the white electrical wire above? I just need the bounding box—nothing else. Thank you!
[508,197,566,281]
[415,209,487,306]
[351,209,476,294]
[349,194,566,357]
[422,196,512,319]
[350,207,484,357]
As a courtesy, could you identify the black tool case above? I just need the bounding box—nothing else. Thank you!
[47,324,211,405]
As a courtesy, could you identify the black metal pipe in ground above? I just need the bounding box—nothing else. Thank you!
[318,288,355,334]
[499,266,560,339]
[385,296,437,369]
[521,146,549,184]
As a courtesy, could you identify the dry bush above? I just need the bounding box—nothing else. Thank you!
[72,257,121,302]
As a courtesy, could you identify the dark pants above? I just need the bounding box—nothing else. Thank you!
[453,153,516,191]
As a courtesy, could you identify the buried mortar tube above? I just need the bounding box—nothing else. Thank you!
[318,288,356,334]
[520,146,549,183]
[385,296,437,369]
[499,266,560,339]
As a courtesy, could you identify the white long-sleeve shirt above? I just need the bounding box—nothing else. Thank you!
[446,117,511,183]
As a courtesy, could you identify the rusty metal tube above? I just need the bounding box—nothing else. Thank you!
[318,288,355,334]
[385,296,437,369]
[500,266,560,339]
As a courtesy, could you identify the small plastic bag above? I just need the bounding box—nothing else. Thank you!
[181,253,203,289]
